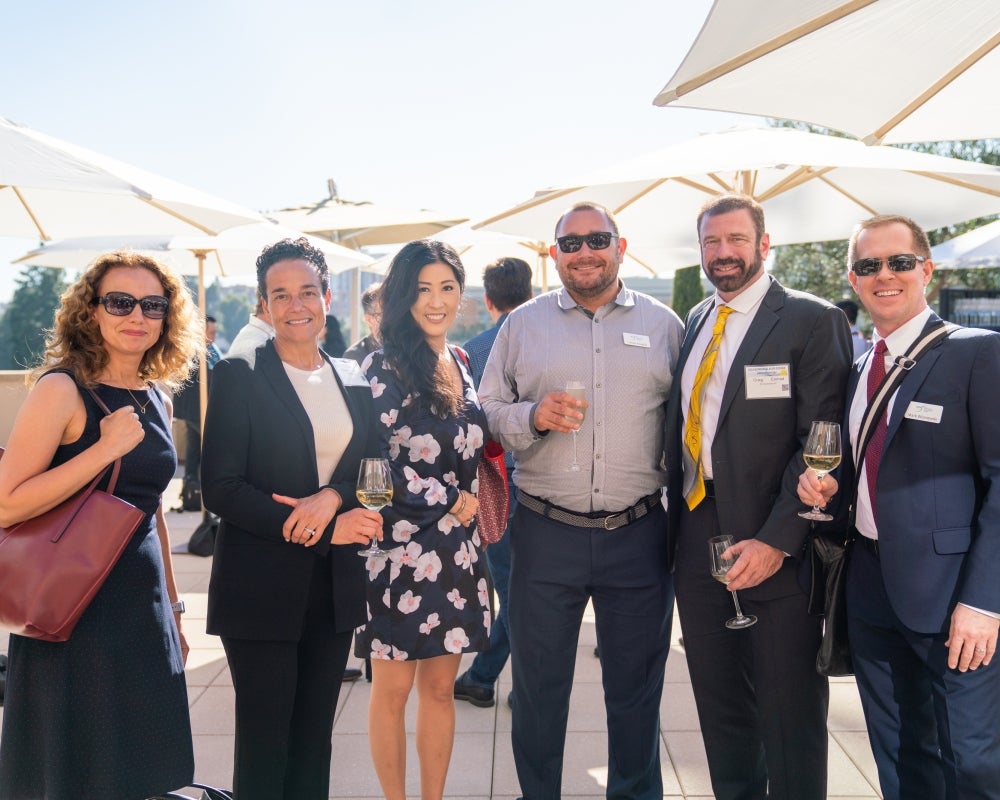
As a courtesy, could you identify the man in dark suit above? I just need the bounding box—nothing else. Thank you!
[665,193,852,800]
[799,214,1000,800]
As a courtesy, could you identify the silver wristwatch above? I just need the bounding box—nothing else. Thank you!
[171,600,186,614]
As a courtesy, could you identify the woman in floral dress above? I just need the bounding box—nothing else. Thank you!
[357,240,491,800]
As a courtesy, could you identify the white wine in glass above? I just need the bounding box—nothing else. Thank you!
[709,535,757,629]
[357,458,391,559]
[799,421,842,522]
[565,381,587,472]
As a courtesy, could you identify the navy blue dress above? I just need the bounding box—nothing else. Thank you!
[355,349,492,661]
[0,378,194,800]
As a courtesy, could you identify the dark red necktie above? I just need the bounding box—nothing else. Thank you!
[864,340,888,523]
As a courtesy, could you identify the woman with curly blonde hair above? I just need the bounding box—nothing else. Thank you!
[0,250,201,799]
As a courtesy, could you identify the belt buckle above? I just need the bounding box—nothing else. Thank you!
[604,512,626,531]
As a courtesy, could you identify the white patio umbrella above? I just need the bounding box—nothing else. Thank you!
[931,219,1000,270]
[269,182,467,249]
[18,223,373,426]
[475,127,1000,276]
[1,117,263,239]
[652,0,1000,145]
[368,222,657,291]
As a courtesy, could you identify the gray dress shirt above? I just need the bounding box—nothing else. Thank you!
[479,284,683,513]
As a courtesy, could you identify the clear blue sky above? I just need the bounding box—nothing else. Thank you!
[0,0,753,300]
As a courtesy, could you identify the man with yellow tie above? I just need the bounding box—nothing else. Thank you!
[664,193,852,800]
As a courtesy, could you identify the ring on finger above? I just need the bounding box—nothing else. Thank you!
[304,527,316,534]
[976,647,987,654]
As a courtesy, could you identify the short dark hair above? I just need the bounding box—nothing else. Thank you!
[554,201,620,239]
[697,194,766,245]
[255,237,330,298]
[482,257,532,312]
[361,282,382,315]
[835,299,859,324]
[205,315,217,324]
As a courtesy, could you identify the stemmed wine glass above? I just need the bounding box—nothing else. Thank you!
[798,421,842,521]
[356,458,391,559]
[565,381,587,472]
[709,535,758,629]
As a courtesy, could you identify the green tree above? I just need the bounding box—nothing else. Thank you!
[217,292,253,345]
[0,265,69,369]
[770,240,852,305]
[672,264,705,320]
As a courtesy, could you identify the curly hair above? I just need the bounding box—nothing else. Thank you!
[31,250,202,390]
[256,237,330,299]
[379,240,466,417]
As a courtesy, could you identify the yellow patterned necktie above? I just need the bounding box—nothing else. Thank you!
[684,305,733,510]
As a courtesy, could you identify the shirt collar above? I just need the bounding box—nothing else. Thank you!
[557,280,633,312]
[714,272,771,314]
[872,305,933,356]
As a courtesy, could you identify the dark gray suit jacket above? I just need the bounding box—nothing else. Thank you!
[665,277,852,598]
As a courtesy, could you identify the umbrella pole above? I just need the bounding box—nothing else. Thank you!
[350,267,360,342]
[196,251,209,439]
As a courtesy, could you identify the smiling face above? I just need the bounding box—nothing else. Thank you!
[550,207,626,310]
[262,258,331,347]
[410,261,461,350]
[698,208,770,301]
[849,221,933,337]
[93,266,166,361]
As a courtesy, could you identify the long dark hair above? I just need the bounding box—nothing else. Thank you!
[379,240,466,417]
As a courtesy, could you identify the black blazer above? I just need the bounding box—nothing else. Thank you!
[665,278,852,597]
[201,341,376,640]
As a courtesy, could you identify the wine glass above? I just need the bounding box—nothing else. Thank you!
[565,381,587,472]
[356,458,391,559]
[709,535,757,629]
[798,421,842,522]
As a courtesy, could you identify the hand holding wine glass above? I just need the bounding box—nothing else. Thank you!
[565,381,587,472]
[709,535,758,629]
[798,421,841,521]
[357,458,391,559]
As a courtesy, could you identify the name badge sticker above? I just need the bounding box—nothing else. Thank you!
[744,364,791,399]
[904,401,943,424]
[623,332,650,348]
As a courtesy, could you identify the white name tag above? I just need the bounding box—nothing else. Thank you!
[623,332,650,348]
[744,364,791,399]
[904,401,943,424]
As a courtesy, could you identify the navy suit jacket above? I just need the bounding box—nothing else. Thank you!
[665,278,852,598]
[840,315,1000,633]
[201,340,377,640]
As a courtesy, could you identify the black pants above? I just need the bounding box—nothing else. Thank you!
[221,560,351,800]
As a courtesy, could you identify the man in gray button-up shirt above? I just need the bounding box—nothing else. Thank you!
[480,201,683,800]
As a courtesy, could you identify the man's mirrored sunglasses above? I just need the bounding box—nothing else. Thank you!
[92,291,170,319]
[555,232,617,254]
[851,254,926,277]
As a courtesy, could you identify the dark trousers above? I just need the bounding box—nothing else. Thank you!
[848,542,1000,800]
[508,501,673,800]
[674,498,828,800]
[184,420,201,484]
[221,560,351,800]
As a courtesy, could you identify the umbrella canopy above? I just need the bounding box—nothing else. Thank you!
[652,0,1000,145]
[0,117,263,239]
[15,223,373,278]
[475,127,1000,276]
[931,219,1000,270]
[268,187,468,248]
[368,222,657,291]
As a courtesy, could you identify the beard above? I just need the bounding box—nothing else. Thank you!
[557,256,619,300]
[704,254,763,295]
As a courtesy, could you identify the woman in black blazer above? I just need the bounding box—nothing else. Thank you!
[201,238,383,800]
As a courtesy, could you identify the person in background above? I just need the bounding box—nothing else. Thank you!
[322,313,348,358]
[836,298,869,359]
[798,214,1000,800]
[356,240,490,800]
[205,314,221,367]
[226,298,274,366]
[202,238,381,799]
[665,193,851,800]
[175,315,220,504]
[343,282,382,365]
[0,251,200,798]
[453,257,532,710]
[480,203,683,800]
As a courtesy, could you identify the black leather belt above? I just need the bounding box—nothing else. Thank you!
[703,479,716,499]
[516,489,662,531]
[858,535,880,558]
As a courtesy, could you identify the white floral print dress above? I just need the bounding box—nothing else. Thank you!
[355,348,492,661]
